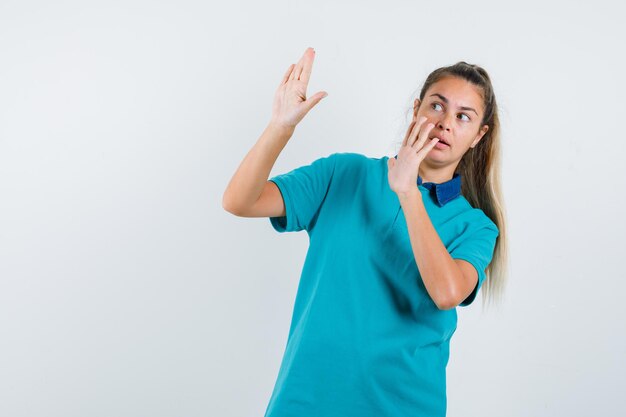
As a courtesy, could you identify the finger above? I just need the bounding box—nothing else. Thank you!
[289,62,298,81]
[402,117,425,147]
[301,91,328,114]
[290,48,308,81]
[289,60,300,81]
[404,116,428,147]
[295,47,314,80]
[417,137,439,158]
[299,48,315,84]
[411,121,435,149]
[294,61,304,80]
[280,64,295,86]
[401,120,416,147]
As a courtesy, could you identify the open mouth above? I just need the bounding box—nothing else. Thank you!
[431,137,450,147]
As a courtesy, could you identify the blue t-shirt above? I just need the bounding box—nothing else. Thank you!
[264,152,499,417]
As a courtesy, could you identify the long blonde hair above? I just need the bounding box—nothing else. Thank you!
[404,62,509,310]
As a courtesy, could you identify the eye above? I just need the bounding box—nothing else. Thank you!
[431,102,471,122]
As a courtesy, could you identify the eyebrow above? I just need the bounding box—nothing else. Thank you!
[428,93,479,116]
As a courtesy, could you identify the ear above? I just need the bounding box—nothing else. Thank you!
[413,98,421,119]
[470,124,489,148]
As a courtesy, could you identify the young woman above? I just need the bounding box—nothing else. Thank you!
[223,47,508,417]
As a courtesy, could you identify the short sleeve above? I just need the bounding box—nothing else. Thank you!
[450,221,499,307]
[268,153,338,234]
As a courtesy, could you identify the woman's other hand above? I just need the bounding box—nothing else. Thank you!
[269,47,328,130]
[387,116,440,197]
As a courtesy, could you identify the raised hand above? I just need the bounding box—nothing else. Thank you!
[387,116,440,196]
[269,47,328,129]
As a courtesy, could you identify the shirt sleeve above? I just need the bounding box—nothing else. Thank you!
[449,220,499,307]
[268,153,338,234]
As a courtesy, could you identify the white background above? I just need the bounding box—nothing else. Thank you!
[1,1,624,416]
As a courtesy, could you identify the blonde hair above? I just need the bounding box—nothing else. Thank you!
[402,62,509,311]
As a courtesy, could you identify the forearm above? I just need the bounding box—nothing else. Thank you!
[397,190,462,309]
[222,122,295,212]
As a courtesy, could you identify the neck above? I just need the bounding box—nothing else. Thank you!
[418,162,458,184]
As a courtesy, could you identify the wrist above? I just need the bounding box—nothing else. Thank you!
[396,188,422,203]
[267,120,296,137]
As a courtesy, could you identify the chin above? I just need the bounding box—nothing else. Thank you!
[425,153,449,164]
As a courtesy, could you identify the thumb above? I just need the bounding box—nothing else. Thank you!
[302,91,328,113]
[387,157,395,170]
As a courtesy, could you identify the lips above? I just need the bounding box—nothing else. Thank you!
[430,135,450,146]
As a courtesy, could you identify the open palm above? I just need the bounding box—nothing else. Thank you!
[387,116,440,196]
[270,47,328,129]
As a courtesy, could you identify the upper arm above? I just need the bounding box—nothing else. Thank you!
[267,153,339,233]
[452,258,479,307]
[448,220,499,307]
[232,180,286,218]
[231,153,338,234]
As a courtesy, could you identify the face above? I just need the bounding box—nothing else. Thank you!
[413,76,489,163]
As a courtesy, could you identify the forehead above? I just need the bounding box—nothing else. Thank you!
[425,76,483,108]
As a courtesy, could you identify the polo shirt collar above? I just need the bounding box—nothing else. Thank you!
[418,172,461,207]
[391,154,462,206]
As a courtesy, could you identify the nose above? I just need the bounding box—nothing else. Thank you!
[436,115,453,132]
